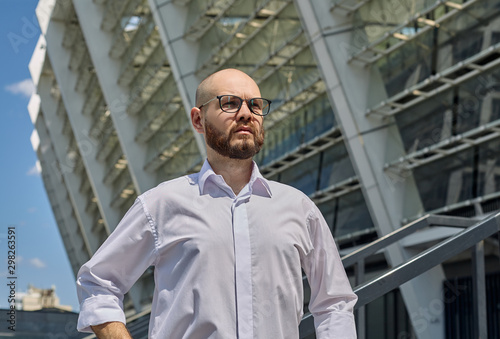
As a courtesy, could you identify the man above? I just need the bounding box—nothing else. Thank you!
[77,69,357,338]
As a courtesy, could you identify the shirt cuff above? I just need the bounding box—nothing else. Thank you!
[77,295,127,333]
[314,311,357,339]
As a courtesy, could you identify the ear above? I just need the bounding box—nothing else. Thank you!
[190,107,204,134]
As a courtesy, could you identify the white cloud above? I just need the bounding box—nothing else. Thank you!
[29,258,46,269]
[26,161,41,176]
[5,79,35,98]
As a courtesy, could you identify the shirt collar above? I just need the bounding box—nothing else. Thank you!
[198,159,272,198]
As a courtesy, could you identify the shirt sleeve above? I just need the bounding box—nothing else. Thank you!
[76,196,158,333]
[302,203,358,339]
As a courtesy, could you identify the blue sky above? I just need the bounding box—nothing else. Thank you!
[0,1,80,311]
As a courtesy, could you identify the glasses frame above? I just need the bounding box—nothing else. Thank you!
[198,95,272,116]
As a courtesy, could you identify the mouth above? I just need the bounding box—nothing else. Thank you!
[234,125,254,135]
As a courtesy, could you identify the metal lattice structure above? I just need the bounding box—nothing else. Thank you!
[29,0,500,338]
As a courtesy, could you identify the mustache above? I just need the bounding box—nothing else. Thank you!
[230,123,257,135]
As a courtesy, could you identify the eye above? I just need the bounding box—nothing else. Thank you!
[250,98,264,111]
[220,96,241,111]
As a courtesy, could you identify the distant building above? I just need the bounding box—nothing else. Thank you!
[21,285,72,312]
[0,285,83,338]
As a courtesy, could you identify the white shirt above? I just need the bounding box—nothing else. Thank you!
[77,160,357,338]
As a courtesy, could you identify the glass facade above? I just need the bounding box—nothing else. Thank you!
[30,0,500,338]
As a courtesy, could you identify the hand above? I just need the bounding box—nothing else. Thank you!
[91,321,133,339]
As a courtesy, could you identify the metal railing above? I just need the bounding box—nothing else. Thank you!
[299,213,500,338]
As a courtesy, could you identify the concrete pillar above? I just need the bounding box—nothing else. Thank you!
[148,0,207,158]
[31,117,88,275]
[72,0,158,194]
[294,1,447,338]
[39,2,121,233]
[32,62,102,255]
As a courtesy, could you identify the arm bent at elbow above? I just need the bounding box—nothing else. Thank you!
[91,321,132,339]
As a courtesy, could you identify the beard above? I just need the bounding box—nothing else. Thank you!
[204,119,264,160]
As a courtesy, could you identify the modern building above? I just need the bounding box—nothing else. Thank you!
[28,0,500,338]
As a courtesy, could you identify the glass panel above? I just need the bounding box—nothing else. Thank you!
[477,138,500,197]
[396,91,454,153]
[396,67,500,153]
[365,0,500,96]
[413,149,474,211]
[256,94,335,166]
[279,153,320,196]
[377,30,434,97]
[318,190,374,238]
[354,0,436,47]
[196,1,299,71]
[319,143,356,190]
[365,290,415,339]
[258,50,321,108]
[457,68,500,132]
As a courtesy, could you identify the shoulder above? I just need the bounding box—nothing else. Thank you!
[140,173,199,202]
[267,180,310,199]
[265,179,327,220]
[266,180,317,211]
[263,180,326,234]
[133,173,200,217]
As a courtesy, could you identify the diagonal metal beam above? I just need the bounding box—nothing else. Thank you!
[354,212,500,307]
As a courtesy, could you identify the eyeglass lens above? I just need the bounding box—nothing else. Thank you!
[219,95,270,115]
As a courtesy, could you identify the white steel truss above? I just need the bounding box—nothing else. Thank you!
[385,118,500,172]
[330,0,371,15]
[348,0,481,65]
[366,42,500,117]
[184,0,238,41]
[196,0,292,76]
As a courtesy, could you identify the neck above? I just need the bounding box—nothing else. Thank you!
[206,150,254,196]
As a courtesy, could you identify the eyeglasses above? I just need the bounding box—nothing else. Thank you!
[198,95,272,116]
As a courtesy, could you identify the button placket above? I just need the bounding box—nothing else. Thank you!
[231,193,253,339]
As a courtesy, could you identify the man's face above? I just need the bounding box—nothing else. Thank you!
[200,71,265,160]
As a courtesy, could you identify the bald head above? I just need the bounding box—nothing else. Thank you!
[195,69,259,107]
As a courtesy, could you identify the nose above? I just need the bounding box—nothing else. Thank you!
[235,100,253,121]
